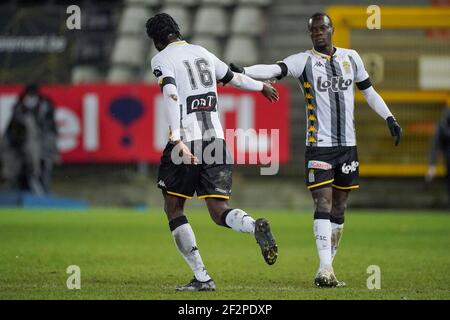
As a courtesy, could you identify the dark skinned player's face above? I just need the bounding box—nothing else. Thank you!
[308,16,333,53]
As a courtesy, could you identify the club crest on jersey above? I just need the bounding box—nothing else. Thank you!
[342,61,352,74]
[153,67,162,78]
[308,160,332,170]
[187,92,217,114]
[317,76,353,93]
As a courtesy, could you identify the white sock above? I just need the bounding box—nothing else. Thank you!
[172,223,211,282]
[314,219,332,269]
[331,223,344,262]
[224,209,255,234]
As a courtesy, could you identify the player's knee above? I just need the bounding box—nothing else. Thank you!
[332,200,347,216]
[206,199,229,226]
[314,196,332,213]
[164,202,183,220]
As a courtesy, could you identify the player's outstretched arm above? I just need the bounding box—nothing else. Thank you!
[360,86,402,146]
[210,51,278,102]
[230,63,283,81]
[227,72,279,102]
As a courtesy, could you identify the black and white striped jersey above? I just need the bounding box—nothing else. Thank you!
[279,47,371,147]
[151,41,233,142]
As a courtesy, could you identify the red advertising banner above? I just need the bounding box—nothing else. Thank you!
[0,84,290,164]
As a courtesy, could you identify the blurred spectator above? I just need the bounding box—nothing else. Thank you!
[1,84,59,195]
[426,108,450,207]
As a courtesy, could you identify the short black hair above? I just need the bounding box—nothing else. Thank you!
[146,13,181,46]
[308,12,333,29]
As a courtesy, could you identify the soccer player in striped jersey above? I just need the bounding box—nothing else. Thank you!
[147,13,279,291]
[230,13,402,287]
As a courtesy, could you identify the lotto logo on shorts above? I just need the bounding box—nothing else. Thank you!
[307,160,332,170]
[341,161,359,174]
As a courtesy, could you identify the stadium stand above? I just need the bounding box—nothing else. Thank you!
[159,5,193,37]
[119,6,153,35]
[230,6,264,36]
[1,0,449,209]
[224,35,259,65]
[166,0,199,6]
[190,35,222,56]
[193,6,229,37]
[201,0,235,6]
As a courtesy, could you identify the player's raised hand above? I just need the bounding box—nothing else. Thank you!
[261,82,279,103]
[174,140,199,165]
[230,63,244,74]
[386,116,402,146]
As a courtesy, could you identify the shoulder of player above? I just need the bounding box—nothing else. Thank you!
[150,51,164,67]
[188,43,214,57]
[151,49,177,70]
[337,47,360,58]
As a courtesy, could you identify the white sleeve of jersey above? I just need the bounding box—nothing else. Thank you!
[350,50,370,83]
[228,72,264,91]
[243,64,283,80]
[151,55,180,141]
[209,51,231,81]
[282,52,308,78]
[151,54,176,86]
[161,83,181,142]
[360,86,393,120]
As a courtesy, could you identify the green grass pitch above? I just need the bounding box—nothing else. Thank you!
[0,208,449,300]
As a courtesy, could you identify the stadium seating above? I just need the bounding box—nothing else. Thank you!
[201,0,236,6]
[224,35,259,65]
[125,0,161,6]
[160,5,193,37]
[111,36,147,67]
[237,0,272,6]
[137,0,272,82]
[165,0,199,6]
[190,35,222,56]
[71,66,102,84]
[107,65,136,83]
[231,6,264,35]
[119,6,152,34]
[193,6,229,36]
[0,0,271,84]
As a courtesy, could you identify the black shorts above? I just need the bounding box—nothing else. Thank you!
[157,139,233,199]
[305,146,359,190]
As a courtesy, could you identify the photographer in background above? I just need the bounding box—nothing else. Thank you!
[1,84,59,195]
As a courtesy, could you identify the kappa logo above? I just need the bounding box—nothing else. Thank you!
[341,161,359,174]
[314,61,324,67]
[308,160,332,170]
